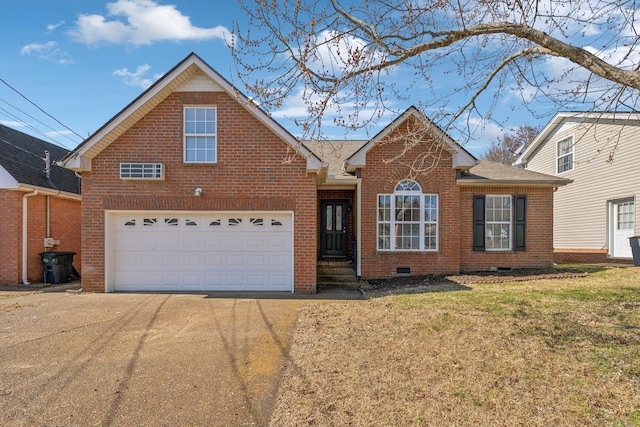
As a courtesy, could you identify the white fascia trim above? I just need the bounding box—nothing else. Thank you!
[0,165,18,188]
[197,65,323,170]
[345,107,476,170]
[62,55,322,172]
[515,111,640,166]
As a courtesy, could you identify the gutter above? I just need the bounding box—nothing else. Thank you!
[456,180,572,188]
[15,184,81,201]
[22,190,39,285]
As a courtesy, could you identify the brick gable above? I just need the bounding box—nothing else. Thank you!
[80,91,317,292]
[358,122,462,279]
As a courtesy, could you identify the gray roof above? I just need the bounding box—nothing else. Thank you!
[0,125,81,194]
[303,140,368,181]
[459,160,572,187]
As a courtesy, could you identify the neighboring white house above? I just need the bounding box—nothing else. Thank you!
[515,112,640,263]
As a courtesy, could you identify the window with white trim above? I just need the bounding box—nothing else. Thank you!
[557,135,573,173]
[377,180,438,251]
[184,107,217,163]
[485,195,511,250]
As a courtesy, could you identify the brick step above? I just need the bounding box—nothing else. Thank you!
[317,260,358,289]
[317,274,357,283]
[317,266,356,276]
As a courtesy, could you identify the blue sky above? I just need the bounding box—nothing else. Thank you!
[0,0,605,156]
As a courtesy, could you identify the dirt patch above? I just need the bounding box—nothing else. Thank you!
[362,267,588,297]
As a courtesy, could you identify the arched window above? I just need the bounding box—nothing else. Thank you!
[377,180,438,251]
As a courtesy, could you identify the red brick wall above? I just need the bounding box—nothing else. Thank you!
[553,249,623,264]
[49,197,82,276]
[358,124,462,279]
[459,186,556,271]
[81,91,317,293]
[0,190,20,285]
[317,190,355,259]
[0,190,80,285]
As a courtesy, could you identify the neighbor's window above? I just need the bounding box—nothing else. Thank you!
[617,200,635,230]
[485,195,511,250]
[557,135,573,173]
[377,180,438,251]
[184,107,217,163]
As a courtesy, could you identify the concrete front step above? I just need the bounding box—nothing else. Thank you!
[317,281,361,290]
[317,260,358,288]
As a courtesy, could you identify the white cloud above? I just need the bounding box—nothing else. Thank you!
[461,116,504,154]
[20,41,74,64]
[69,0,230,46]
[45,129,74,139]
[0,120,27,128]
[113,63,162,88]
[47,20,65,31]
[303,30,387,77]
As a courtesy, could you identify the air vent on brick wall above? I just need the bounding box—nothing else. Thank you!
[119,162,164,180]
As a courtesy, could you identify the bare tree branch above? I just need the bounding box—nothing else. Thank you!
[231,0,640,168]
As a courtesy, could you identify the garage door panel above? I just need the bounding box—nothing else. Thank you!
[205,275,224,286]
[183,235,202,247]
[226,235,244,247]
[205,254,223,266]
[205,235,224,248]
[112,212,293,292]
[161,254,181,267]
[268,254,288,268]
[162,235,180,247]
[247,255,266,267]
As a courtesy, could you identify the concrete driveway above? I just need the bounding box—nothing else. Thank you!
[0,289,361,426]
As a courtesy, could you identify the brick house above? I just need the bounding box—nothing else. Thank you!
[0,125,81,285]
[62,53,570,293]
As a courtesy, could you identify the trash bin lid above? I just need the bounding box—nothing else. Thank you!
[39,251,76,256]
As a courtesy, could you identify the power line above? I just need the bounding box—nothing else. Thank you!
[0,98,80,148]
[0,106,75,149]
[0,77,85,141]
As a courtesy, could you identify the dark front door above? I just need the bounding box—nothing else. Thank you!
[320,200,348,257]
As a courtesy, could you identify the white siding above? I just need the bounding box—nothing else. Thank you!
[176,72,223,92]
[526,119,640,255]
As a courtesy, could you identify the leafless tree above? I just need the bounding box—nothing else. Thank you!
[483,125,540,164]
[231,0,640,172]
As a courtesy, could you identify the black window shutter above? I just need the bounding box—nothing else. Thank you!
[473,195,485,251]
[514,195,526,251]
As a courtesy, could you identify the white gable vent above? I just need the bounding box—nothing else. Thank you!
[120,162,164,180]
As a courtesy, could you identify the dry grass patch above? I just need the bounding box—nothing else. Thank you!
[271,267,640,426]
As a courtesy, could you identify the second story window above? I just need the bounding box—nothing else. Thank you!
[557,135,573,173]
[184,107,217,163]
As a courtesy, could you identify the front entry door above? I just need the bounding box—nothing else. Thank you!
[321,200,348,257]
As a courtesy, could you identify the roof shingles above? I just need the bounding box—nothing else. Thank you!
[0,125,80,194]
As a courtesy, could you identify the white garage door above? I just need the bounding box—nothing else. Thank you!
[109,212,293,292]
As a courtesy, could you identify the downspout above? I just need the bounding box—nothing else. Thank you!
[22,190,39,285]
[44,151,51,238]
[356,179,362,277]
[46,196,51,238]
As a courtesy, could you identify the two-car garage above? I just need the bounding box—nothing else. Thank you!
[105,212,294,292]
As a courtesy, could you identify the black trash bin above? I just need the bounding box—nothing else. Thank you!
[629,237,640,267]
[39,252,76,284]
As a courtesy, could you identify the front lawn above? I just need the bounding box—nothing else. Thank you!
[271,267,640,426]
